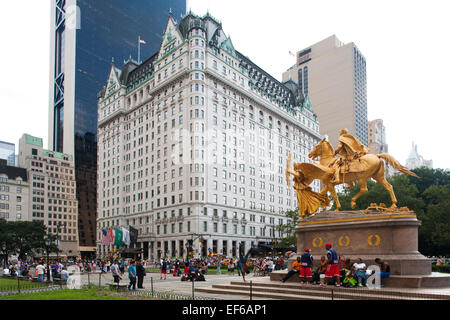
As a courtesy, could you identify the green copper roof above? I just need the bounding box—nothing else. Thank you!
[43,149,73,161]
[220,37,237,58]
[25,134,43,147]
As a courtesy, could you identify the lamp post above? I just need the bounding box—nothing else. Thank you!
[185,241,191,262]
[45,236,52,282]
[1,242,6,269]
[56,222,67,262]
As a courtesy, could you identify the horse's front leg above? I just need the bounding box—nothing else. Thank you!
[328,184,341,211]
[320,181,341,211]
[351,179,368,209]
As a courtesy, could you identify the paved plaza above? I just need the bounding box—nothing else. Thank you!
[80,271,273,300]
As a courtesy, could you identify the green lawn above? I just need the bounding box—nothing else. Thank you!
[0,287,130,300]
[0,278,49,292]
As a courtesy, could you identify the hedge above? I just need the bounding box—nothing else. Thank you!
[432,264,450,273]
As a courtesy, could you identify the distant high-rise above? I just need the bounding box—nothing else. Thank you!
[406,142,433,170]
[0,141,16,167]
[48,0,186,256]
[283,35,368,149]
[368,119,388,154]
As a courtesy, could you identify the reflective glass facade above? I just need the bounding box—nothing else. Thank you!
[52,0,186,250]
[0,141,15,167]
[353,46,368,146]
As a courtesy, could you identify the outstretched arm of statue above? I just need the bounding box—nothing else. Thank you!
[334,143,342,156]
[287,169,300,178]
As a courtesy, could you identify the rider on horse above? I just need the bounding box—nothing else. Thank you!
[331,128,370,184]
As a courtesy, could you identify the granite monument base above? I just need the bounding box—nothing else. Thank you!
[270,210,449,288]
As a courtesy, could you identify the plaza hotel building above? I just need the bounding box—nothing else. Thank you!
[96,12,322,259]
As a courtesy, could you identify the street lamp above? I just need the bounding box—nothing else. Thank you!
[185,241,190,261]
[56,222,67,262]
[1,242,6,269]
[45,236,52,282]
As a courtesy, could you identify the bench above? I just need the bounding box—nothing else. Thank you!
[108,283,128,291]
[53,279,67,285]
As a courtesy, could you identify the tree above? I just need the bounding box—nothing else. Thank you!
[409,167,450,194]
[276,209,299,249]
[0,220,58,259]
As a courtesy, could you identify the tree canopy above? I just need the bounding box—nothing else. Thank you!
[0,219,58,259]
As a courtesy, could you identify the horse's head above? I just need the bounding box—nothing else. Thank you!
[308,138,334,161]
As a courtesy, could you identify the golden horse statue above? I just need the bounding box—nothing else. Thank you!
[286,138,418,218]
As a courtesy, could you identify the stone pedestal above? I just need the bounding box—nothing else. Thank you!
[293,210,431,276]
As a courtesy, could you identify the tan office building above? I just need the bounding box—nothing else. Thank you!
[18,134,79,257]
[283,35,368,149]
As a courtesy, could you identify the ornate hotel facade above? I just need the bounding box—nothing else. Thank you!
[96,12,322,260]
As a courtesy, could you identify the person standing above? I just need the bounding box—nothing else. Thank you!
[322,243,340,287]
[236,259,243,277]
[136,259,146,289]
[160,259,168,280]
[111,260,121,285]
[217,259,222,275]
[36,262,45,282]
[267,259,274,275]
[127,260,136,291]
[228,259,235,275]
[300,248,314,285]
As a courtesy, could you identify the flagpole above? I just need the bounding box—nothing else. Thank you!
[138,36,141,64]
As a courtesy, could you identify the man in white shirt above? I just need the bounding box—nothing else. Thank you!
[36,263,46,282]
[353,258,368,287]
[267,259,274,275]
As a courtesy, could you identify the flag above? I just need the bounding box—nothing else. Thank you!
[114,228,124,247]
[101,230,107,245]
[139,39,147,45]
[129,226,139,246]
[122,227,131,247]
[289,51,295,57]
[109,228,114,243]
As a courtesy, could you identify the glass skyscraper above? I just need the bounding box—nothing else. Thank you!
[49,0,186,254]
[0,141,15,167]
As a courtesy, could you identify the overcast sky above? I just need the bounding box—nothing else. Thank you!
[0,0,449,169]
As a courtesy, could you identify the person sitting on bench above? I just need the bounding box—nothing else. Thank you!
[281,256,301,283]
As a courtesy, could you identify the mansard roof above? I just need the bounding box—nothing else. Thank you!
[0,160,28,182]
[98,11,319,118]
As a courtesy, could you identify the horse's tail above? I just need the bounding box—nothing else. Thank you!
[377,154,419,178]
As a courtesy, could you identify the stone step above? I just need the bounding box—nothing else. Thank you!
[229,281,450,300]
[270,270,450,289]
[211,284,434,300]
[195,287,345,300]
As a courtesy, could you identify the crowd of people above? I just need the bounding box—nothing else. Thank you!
[281,243,391,287]
[2,245,394,290]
